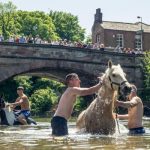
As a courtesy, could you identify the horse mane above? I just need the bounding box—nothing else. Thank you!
[97,67,118,111]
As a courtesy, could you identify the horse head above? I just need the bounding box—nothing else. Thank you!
[105,60,131,100]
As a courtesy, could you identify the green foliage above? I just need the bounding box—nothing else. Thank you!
[0,2,86,42]
[30,88,57,115]
[0,76,32,102]
[30,77,65,96]
[74,96,86,112]
[0,78,18,102]
[49,10,85,41]
[140,52,150,101]
[14,76,33,96]
[143,52,150,87]
[15,10,58,41]
[0,1,17,39]
[84,34,92,44]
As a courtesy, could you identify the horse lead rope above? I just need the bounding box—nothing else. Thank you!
[109,75,126,134]
[115,107,120,134]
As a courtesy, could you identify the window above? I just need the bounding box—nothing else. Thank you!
[96,34,100,43]
[116,34,124,48]
[135,34,142,49]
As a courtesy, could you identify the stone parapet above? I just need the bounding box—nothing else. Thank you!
[0,42,144,88]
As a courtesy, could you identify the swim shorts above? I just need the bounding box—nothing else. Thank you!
[16,110,31,118]
[129,127,145,135]
[51,116,68,136]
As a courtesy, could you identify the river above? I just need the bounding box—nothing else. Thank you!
[0,118,150,150]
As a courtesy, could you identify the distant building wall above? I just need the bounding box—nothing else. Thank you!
[92,8,150,51]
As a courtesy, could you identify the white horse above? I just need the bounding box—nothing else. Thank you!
[0,95,36,125]
[76,60,131,135]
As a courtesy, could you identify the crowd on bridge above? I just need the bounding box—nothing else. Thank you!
[0,34,144,55]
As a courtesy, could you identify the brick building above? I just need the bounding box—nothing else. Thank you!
[92,8,150,51]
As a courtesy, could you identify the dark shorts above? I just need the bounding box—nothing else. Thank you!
[51,116,68,136]
[129,127,145,135]
[15,110,31,118]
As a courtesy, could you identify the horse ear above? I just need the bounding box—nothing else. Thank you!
[108,60,113,68]
[118,64,121,67]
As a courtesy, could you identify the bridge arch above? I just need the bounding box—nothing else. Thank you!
[0,42,144,88]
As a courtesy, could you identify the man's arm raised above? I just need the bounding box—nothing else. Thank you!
[71,82,102,96]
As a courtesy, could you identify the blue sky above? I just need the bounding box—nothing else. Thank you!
[1,0,150,35]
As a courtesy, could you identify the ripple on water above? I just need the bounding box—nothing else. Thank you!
[0,120,150,150]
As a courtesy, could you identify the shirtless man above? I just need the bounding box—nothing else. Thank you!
[10,86,30,125]
[116,84,145,134]
[51,73,103,136]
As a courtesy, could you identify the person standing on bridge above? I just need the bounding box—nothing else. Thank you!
[51,73,103,136]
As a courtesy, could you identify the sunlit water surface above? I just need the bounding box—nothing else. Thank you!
[0,118,150,150]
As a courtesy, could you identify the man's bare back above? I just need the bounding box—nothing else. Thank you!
[127,96,143,128]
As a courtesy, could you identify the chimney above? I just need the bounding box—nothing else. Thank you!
[94,8,102,24]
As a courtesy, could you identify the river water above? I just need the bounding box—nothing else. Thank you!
[0,118,150,150]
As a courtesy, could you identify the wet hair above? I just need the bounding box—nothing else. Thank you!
[17,86,24,91]
[65,73,79,85]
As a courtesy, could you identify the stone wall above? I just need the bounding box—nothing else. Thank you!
[0,42,144,88]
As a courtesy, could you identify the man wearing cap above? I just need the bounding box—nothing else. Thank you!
[51,73,103,136]
[115,84,145,134]
[10,86,30,125]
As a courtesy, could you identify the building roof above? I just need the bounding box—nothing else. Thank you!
[101,21,150,33]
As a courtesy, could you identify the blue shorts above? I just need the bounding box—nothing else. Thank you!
[20,110,31,118]
[129,127,145,135]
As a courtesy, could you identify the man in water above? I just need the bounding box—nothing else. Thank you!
[51,73,103,136]
[116,84,145,135]
[10,86,30,125]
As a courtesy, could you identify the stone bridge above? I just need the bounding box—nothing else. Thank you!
[0,42,144,88]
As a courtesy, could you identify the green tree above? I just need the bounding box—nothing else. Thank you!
[140,52,150,101]
[84,34,92,44]
[16,10,58,41]
[0,1,17,39]
[0,78,18,102]
[30,88,58,115]
[0,76,32,102]
[14,76,33,96]
[49,10,85,41]
[29,77,65,96]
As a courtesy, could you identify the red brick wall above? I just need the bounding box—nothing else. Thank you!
[92,24,150,51]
